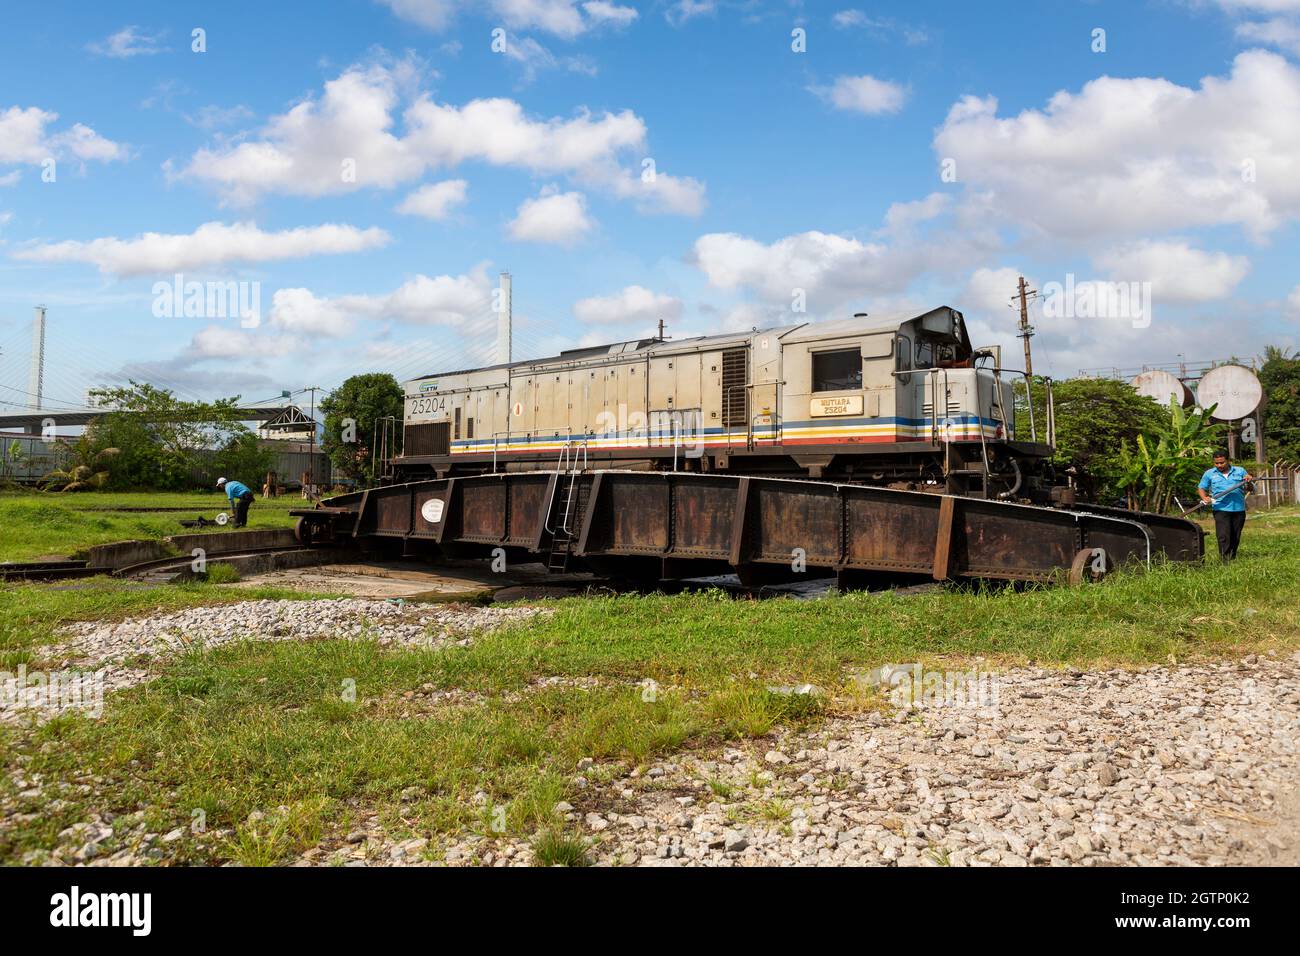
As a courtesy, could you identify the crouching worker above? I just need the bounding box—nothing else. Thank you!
[216,476,255,528]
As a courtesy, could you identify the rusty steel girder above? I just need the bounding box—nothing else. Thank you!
[292,471,1204,587]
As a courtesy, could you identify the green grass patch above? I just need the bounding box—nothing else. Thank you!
[0,578,333,668]
[0,490,300,562]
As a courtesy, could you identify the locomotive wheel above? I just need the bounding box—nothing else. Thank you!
[294,516,315,546]
[1067,547,1108,586]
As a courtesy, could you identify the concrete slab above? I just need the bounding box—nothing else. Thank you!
[230,558,602,602]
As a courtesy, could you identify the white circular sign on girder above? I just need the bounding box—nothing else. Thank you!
[420,498,445,524]
[1197,364,1262,421]
[1129,370,1192,408]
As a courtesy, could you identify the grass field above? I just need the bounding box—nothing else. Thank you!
[0,490,300,562]
[1,506,1296,865]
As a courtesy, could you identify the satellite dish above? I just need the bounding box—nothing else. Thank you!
[1197,364,1262,421]
[1129,370,1192,408]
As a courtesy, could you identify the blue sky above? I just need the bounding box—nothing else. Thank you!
[1,0,1298,413]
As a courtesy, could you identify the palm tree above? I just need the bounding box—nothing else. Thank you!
[40,437,120,492]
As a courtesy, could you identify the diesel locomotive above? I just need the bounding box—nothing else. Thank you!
[391,307,1061,501]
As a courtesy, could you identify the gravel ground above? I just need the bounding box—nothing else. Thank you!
[0,598,542,725]
[4,597,1296,867]
[315,653,1299,867]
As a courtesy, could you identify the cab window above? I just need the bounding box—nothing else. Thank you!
[915,338,934,369]
[811,348,863,392]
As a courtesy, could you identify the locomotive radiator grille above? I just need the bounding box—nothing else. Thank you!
[405,421,451,457]
[721,348,748,427]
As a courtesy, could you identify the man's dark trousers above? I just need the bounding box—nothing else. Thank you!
[1214,510,1245,560]
[233,491,253,528]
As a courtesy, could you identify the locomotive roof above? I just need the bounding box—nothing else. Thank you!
[407,307,965,382]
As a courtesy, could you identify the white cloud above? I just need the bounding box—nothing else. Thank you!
[376,0,637,37]
[499,35,598,82]
[1288,285,1300,313]
[187,325,303,359]
[830,10,928,44]
[573,285,683,326]
[810,75,908,115]
[583,2,638,27]
[692,231,888,303]
[666,0,715,26]
[0,106,125,165]
[689,209,999,314]
[507,188,594,244]
[396,179,469,219]
[1214,1,1300,12]
[882,193,950,235]
[1235,17,1300,54]
[604,165,707,215]
[87,26,166,58]
[375,0,458,30]
[15,221,390,277]
[1093,240,1251,303]
[186,104,256,131]
[832,10,875,28]
[269,267,493,336]
[177,60,701,213]
[962,266,1028,316]
[933,51,1300,242]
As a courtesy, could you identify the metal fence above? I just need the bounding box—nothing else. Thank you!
[1255,460,1300,510]
[0,434,334,488]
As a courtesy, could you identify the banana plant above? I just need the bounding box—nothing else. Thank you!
[1116,399,1223,512]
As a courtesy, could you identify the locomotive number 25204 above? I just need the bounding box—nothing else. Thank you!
[408,395,446,416]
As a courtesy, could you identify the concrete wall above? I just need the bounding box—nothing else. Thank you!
[88,527,299,570]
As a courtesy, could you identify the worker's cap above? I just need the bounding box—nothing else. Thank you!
[216,477,227,487]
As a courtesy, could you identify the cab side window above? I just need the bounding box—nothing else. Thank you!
[811,348,863,392]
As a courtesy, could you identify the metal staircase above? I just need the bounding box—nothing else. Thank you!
[544,440,587,574]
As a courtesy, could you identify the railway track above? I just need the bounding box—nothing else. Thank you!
[1,545,315,583]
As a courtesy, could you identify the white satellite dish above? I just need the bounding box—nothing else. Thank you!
[1130,370,1192,408]
[1197,364,1262,421]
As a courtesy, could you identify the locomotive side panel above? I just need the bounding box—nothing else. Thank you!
[779,331,897,446]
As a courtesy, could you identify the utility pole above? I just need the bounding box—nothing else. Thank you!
[1013,277,1037,379]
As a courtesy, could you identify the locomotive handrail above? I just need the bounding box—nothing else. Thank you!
[544,440,588,535]
[723,383,749,452]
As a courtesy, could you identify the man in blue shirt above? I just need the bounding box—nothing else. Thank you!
[1197,453,1254,560]
[216,476,255,528]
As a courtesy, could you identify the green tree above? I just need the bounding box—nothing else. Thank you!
[1259,346,1300,463]
[86,381,260,490]
[1025,377,1170,501]
[319,373,403,482]
[213,431,275,487]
